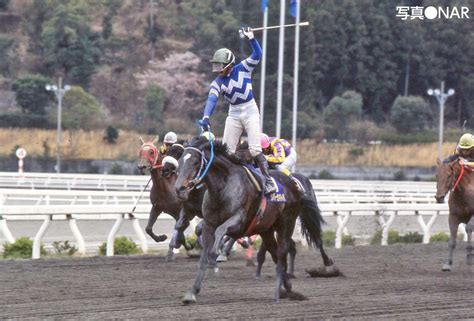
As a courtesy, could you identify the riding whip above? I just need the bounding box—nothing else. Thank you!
[246,21,309,32]
[130,177,152,215]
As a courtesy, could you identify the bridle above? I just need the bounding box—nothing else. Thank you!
[182,146,209,191]
[439,161,462,196]
[139,142,163,170]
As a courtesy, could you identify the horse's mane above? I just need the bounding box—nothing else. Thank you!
[189,136,244,165]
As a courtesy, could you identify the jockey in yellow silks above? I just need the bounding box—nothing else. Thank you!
[260,133,297,175]
[455,133,474,166]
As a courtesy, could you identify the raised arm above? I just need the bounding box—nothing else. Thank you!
[240,28,262,72]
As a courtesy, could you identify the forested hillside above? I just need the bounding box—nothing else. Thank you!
[0,0,473,143]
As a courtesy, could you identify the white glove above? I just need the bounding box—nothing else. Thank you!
[239,27,254,40]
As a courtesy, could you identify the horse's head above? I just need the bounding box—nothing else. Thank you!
[174,136,210,200]
[435,157,460,203]
[137,135,162,173]
[161,142,185,178]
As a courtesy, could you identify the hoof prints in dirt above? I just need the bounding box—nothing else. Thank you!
[0,243,471,319]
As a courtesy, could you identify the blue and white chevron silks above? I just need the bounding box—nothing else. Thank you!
[221,70,252,105]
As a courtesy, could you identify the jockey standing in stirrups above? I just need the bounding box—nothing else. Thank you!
[199,27,276,195]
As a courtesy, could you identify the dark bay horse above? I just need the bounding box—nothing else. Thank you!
[162,144,260,264]
[138,136,201,261]
[435,157,474,271]
[175,137,334,303]
[234,141,334,279]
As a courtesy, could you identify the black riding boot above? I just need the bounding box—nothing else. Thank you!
[255,153,277,195]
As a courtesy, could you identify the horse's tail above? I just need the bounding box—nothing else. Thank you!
[296,175,325,249]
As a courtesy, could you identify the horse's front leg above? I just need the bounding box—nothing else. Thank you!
[443,213,461,271]
[166,212,184,262]
[145,206,167,243]
[170,209,193,250]
[211,215,243,264]
[466,216,474,265]
[182,221,215,304]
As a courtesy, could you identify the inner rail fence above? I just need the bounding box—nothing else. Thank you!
[0,172,436,194]
[0,188,465,259]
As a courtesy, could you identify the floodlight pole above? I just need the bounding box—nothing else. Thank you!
[427,81,455,160]
[46,77,70,173]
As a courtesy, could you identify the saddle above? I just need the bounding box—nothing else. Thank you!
[242,164,286,203]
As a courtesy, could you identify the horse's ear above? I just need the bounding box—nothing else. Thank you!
[437,158,441,166]
[153,135,159,145]
[139,136,145,144]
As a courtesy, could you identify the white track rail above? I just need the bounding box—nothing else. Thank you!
[0,173,458,259]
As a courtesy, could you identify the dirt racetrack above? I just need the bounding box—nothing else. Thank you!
[0,243,472,320]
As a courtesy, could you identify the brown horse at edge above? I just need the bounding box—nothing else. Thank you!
[435,157,474,271]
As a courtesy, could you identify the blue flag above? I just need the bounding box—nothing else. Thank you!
[261,0,269,12]
[289,0,297,17]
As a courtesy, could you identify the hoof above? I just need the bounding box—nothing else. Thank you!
[246,259,256,267]
[165,252,175,262]
[216,254,227,262]
[305,264,342,277]
[155,234,167,243]
[182,292,196,304]
[441,263,452,272]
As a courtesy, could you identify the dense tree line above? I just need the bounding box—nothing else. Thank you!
[2,0,473,142]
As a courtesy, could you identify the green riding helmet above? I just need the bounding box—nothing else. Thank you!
[210,48,235,72]
[458,133,474,149]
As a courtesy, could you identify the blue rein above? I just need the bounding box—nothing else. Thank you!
[198,129,214,180]
[185,128,214,188]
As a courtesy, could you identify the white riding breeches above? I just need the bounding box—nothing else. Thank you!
[222,99,262,157]
[275,148,297,172]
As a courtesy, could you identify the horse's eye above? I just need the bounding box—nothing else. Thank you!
[150,150,154,155]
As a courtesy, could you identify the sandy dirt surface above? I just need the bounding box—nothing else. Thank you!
[0,243,472,320]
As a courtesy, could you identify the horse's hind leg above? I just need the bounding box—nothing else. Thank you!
[288,239,297,278]
[319,243,334,267]
[216,236,234,262]
[466,216,474,265]
[443,214,460,271]
[274,221,295,302]
[256,231,277,279]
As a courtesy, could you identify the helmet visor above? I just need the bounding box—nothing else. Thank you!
[212,62,225,73]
